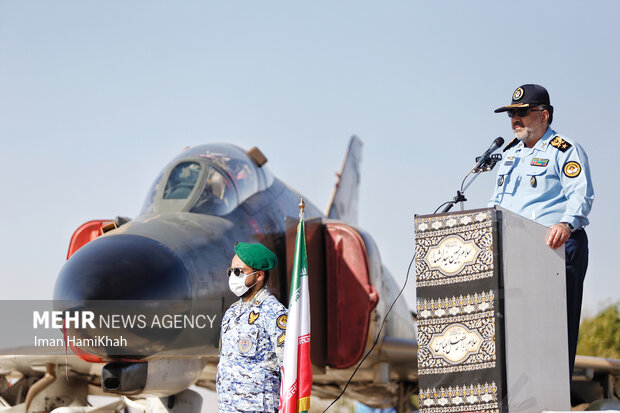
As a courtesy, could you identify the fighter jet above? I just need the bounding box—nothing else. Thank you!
[0,137,418,412]
[2,138,618,413]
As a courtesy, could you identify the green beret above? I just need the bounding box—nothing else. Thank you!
[234,242,278,271]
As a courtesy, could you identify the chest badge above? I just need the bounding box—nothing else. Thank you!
[563,161,581,178]
[248,311,260,325]
[531,158,549,167]
[277,314,287,330]
[498,176,504,187]
[530,176,537,187]
[238,337,253,353]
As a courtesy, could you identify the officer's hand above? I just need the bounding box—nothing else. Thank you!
[547,223,571,250]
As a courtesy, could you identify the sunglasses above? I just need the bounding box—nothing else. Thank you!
[507,108,545,118]
[227,267,257,277]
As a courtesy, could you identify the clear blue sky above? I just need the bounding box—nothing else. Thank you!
[1,1,619,317]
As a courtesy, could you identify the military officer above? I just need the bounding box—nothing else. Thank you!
[216,242,287,413]
[489,84,594,379]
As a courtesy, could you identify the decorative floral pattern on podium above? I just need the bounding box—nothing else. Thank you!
[415,210,494,287]
[417,291,496,374]
[419,382,499,413]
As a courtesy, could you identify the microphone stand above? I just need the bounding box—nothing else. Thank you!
[438,154,502,213]
[440,173,481,213]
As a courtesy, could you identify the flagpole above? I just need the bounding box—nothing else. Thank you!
[280,197,312,413]
[298,198,305,219]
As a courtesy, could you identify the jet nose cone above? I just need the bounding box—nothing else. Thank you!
[54,234,191,301]
[53,234,194,359]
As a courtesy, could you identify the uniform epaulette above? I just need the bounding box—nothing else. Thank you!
[503,138,520,152]
[550,135,572,152]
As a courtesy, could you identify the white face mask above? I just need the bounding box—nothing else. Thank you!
[228,271,258,297]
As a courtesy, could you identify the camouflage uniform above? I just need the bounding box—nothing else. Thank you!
[217,287,287,413]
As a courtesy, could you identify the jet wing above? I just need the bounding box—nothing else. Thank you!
[572,355,620,402]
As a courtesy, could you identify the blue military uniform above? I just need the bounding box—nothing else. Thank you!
[489,126,594,377]
[489,127,594,228]
[216,287,287,413]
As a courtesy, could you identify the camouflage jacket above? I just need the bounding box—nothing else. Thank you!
[216,287,287,412]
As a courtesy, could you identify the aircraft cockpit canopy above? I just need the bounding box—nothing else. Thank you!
[163,162,202,200]
[141,144,274,216]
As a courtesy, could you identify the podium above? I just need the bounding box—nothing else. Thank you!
[414,207,570,412]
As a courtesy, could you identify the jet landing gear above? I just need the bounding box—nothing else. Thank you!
[143,390,204,413]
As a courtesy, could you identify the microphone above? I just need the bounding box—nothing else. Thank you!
[471,137,504,172]
[437,137,505,213]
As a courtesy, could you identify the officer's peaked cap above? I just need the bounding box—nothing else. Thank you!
[494,84,553,113]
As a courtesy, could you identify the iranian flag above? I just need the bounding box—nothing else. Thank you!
[279,203,312,413]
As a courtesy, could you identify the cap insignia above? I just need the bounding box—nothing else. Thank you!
[513,87,524,101]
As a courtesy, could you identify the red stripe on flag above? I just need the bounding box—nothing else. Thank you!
[280,379,298,413]
[297,339,312,401]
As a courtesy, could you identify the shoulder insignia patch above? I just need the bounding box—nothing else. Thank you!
[503,138,520,152]
[563,161,581,178]
[248,311,259,325]
[550,136,572,152]
[276,314,287,330]
[277,332,286,345]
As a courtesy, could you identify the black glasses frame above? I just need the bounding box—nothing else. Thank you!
[227,267,256,277]
[507,108,545,118]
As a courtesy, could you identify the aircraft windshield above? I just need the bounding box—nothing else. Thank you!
[164,162,201,200]
[191,164,236,216]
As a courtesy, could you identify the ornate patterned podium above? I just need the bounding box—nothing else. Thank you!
[415,207,570,413]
